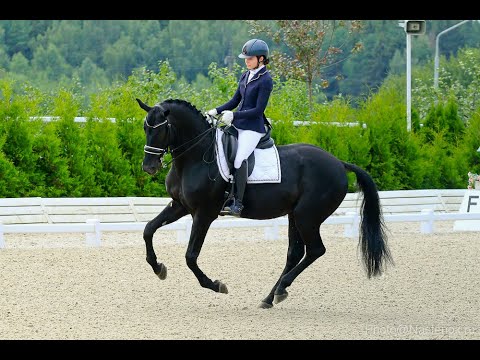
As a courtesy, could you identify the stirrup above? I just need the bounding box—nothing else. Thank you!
[225,199,243,217]
[219,197,234,216]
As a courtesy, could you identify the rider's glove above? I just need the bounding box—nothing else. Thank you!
[221,110,234,125]
[207,109,218,116]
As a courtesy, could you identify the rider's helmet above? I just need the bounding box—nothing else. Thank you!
[238,39,269,63]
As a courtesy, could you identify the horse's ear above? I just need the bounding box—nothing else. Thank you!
[136,98,152,112]
[164,109,170,117]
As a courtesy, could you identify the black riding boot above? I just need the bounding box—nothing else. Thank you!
[224,160,247,217]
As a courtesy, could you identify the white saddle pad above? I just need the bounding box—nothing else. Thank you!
[215,128,281,184]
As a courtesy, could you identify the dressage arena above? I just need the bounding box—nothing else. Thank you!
[0,221,479,340]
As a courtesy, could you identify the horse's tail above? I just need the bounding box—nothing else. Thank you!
[342,161,394,278]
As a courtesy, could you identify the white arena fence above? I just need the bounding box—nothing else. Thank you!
[0,189,478,248]
[32,116,365,128]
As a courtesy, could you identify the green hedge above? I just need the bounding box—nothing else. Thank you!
[1,61,479,198]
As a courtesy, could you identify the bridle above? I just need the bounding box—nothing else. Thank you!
[143,113,169,157]
[143,109,216,168]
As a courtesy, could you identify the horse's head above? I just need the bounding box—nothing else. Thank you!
[137,98,171,175]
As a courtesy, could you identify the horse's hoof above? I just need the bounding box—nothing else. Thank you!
[258,301,273,309]
[214,280,228,294]
[273,290,288,304]
[155,263,167,280]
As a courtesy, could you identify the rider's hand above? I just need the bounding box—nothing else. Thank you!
[207,109,218,116]
[221,110,234,125]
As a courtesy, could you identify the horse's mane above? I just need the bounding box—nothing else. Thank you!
[160,99,203,119]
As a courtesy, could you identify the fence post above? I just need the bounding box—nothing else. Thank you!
[264,218,280,240]
[177,218,192,244]
[420,209,434,234]
[343,211,359,238]
[0,223,4,249]
[86,219,102,246]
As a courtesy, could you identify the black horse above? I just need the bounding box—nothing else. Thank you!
[136,98,393,308]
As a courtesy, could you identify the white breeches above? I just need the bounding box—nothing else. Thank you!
[234,127,264,169]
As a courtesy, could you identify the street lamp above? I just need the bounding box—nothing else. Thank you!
[399,20,426,132]
[434,20,473,89]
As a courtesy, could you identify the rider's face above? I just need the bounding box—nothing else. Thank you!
[245,56,260,69]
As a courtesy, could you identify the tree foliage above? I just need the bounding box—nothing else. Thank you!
[245,20,364,110]
[1,20,480,107]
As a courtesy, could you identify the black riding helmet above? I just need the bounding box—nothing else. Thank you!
[238,39,269,63]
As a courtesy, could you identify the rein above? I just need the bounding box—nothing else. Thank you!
[163,126,216,167]
[144,115,217,169]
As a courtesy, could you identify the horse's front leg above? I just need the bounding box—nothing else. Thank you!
[185,213,228,294]
[144,200,188,280]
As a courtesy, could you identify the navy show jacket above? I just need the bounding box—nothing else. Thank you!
[216,67,273,134]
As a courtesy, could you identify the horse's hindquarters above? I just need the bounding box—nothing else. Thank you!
[241,145,348,220]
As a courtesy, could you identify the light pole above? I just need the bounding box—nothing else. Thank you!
[434,20,472,89]
[406,33,412,132]
[399,20,426,132]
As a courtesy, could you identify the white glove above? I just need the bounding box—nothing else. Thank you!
[221,110,234,125]
[207,108,218,116]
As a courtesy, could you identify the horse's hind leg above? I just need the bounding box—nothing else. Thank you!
[144,200,188,279]
[273,214,326,305]
[259,213,305,309]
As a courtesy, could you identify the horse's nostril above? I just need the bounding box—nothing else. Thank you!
[146,166,159,175]
[142,165,154,174]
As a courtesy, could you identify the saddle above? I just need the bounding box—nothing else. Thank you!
[221,123,275,176]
